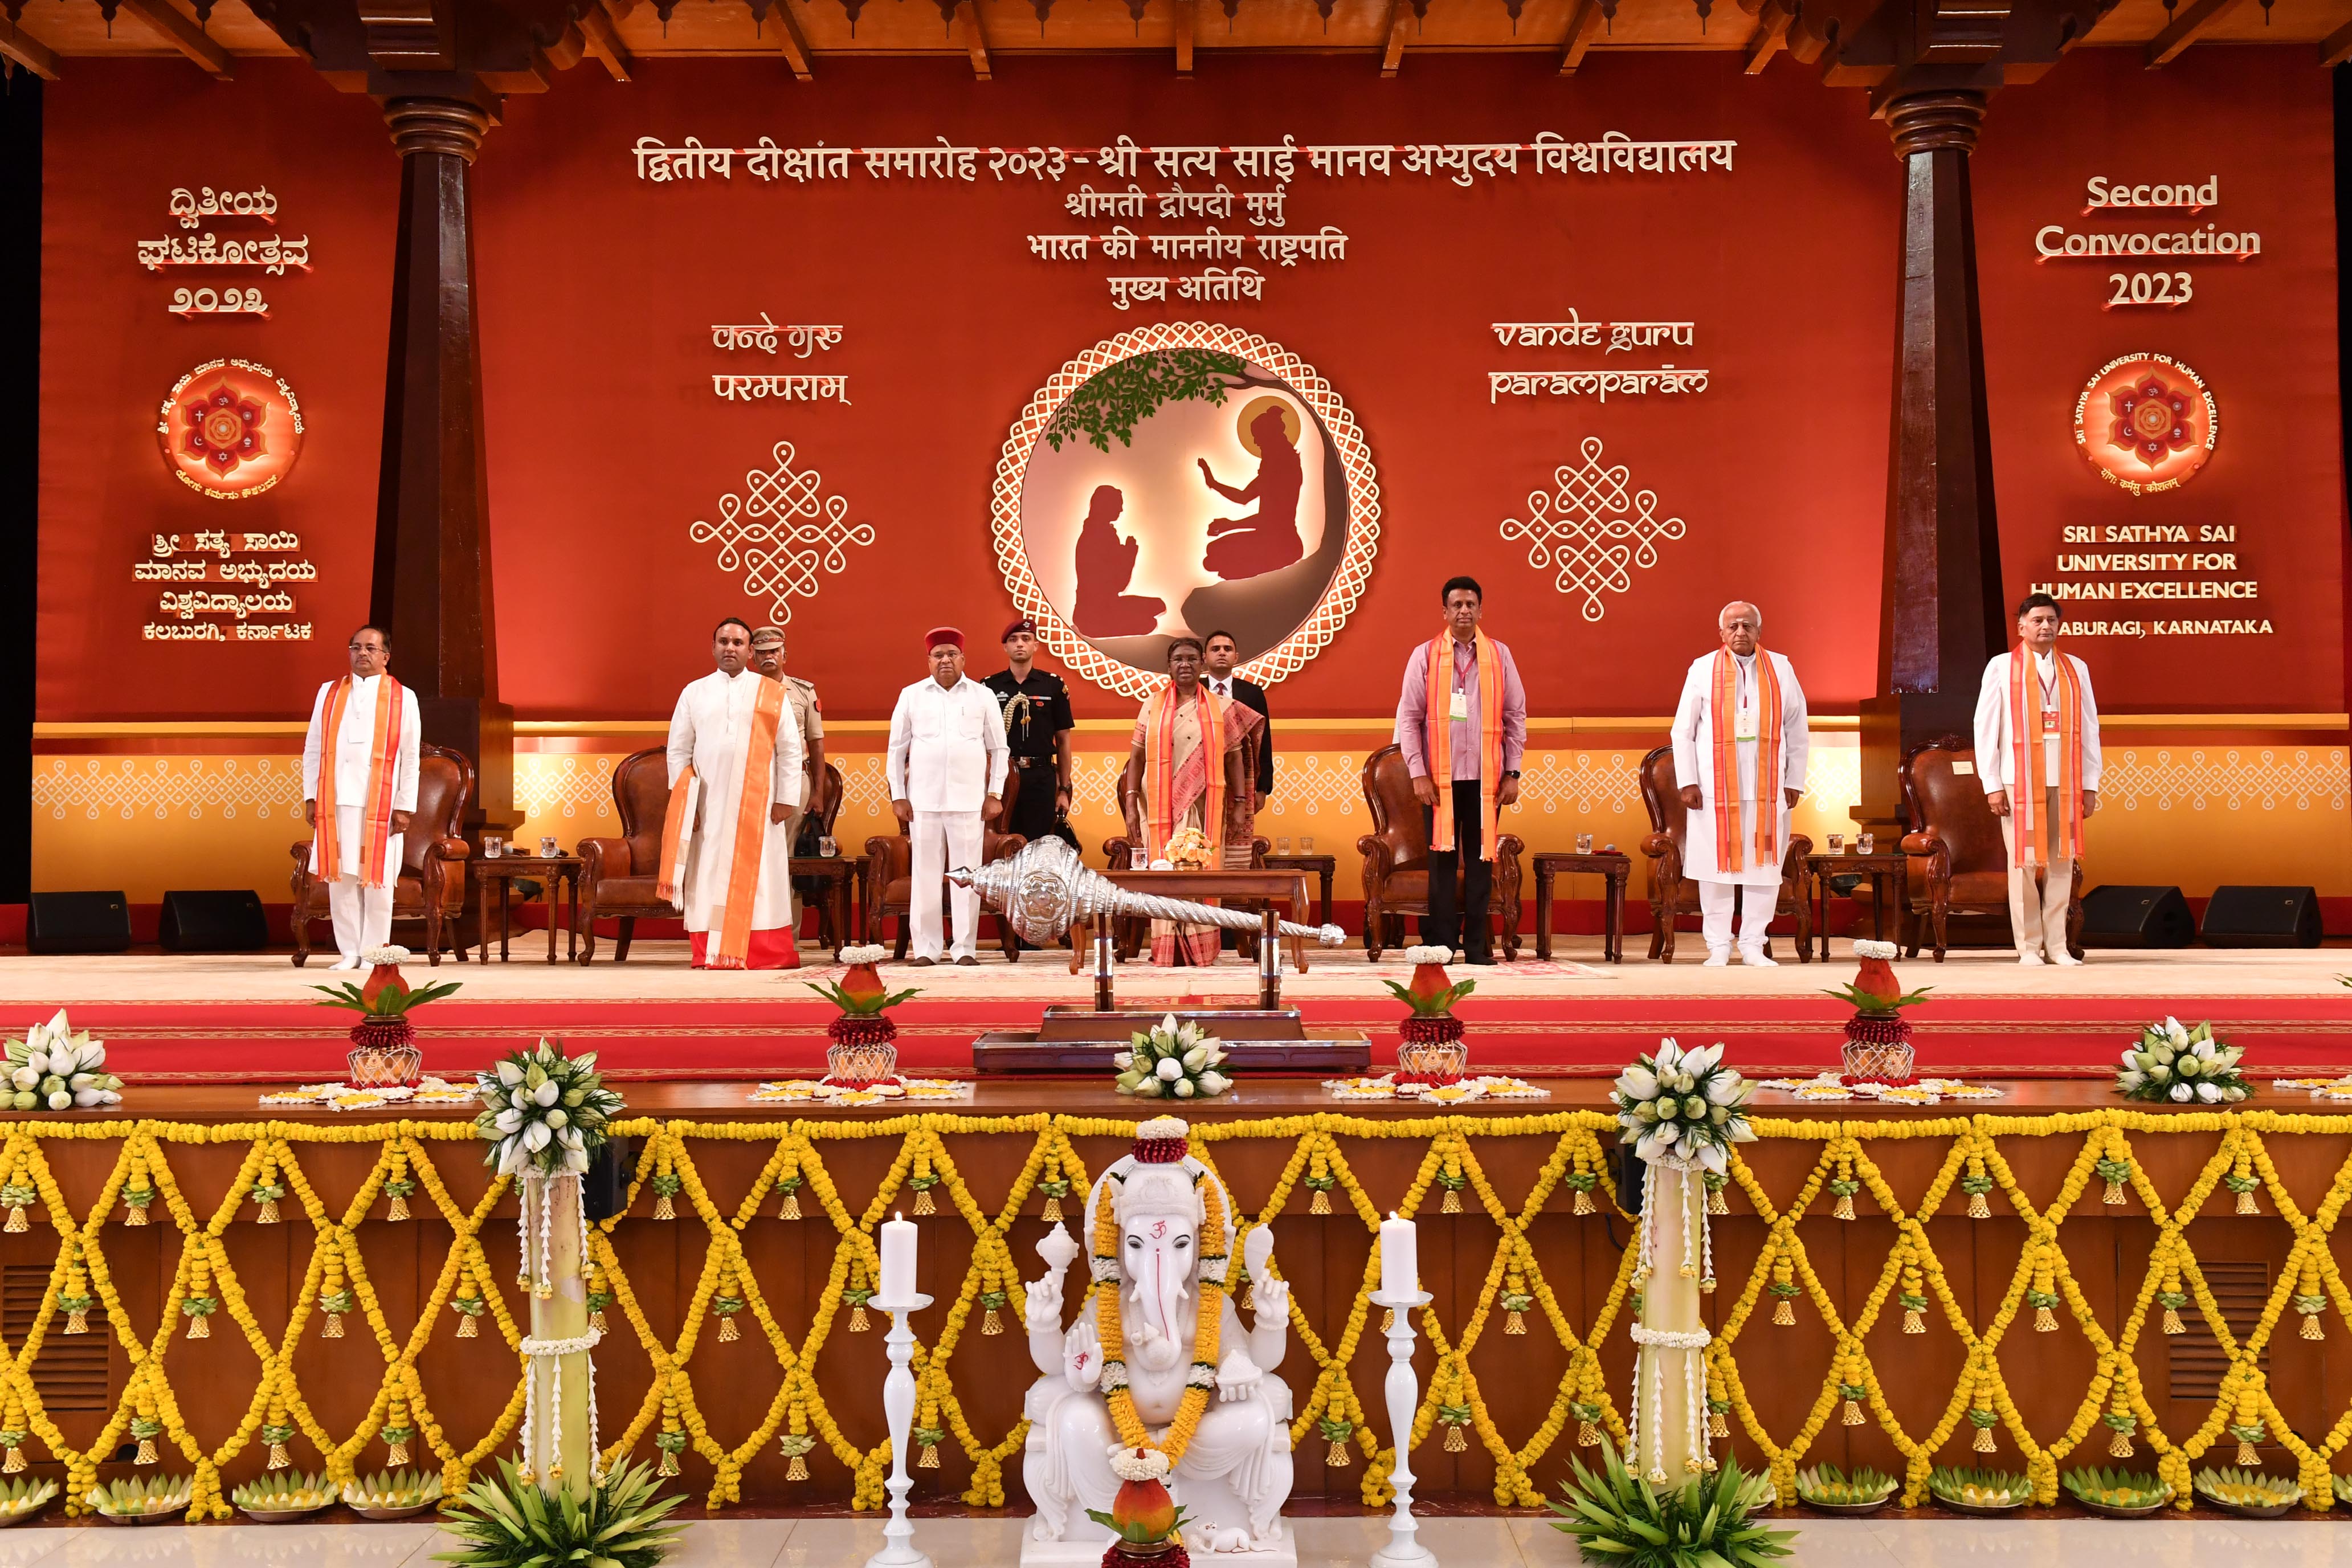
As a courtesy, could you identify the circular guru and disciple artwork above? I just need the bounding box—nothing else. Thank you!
[2073,352,2217,496]
[997,328,1378,696]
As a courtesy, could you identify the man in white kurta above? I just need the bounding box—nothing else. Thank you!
[1974,593,2101,966]
[1671,601,1810,967]
[301,625,422,969]
[887,627,1007,965]
[665,618,806,969]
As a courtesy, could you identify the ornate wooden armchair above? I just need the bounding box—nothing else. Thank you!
[1101,726,1272,960]
[1355,744,1523,961]
[863,769,1028,961]
[1878,737,2084,962]
[287,744,473,966]
[577,749,848,963]
[1636,744,1811,962]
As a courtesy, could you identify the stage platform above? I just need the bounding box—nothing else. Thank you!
[4,940,2349,1083]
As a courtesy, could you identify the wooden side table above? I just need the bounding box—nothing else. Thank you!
[1802,848,1909,963]
[1261,852,1338,930]
[476,855,582,965]
[789,856,857,954]
[1532,851,1632,963]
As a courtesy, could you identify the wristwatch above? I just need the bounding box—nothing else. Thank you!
[1504,769,1522,779]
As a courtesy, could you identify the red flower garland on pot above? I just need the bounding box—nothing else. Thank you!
[311,946,461,1086]
[1384,945,1477,1086]
[807,945,919,1087]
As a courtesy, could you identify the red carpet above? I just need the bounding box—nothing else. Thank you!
[18,991,2352,1084]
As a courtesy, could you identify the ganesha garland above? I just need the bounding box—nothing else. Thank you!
[1020,1116,1296,1561]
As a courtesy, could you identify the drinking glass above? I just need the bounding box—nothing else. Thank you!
[1575,833,1594,855]
[538,836,559,859]
[819,835,839,859]
[483,836,503,860]
[1827,832,1844,854]
[1276,836,1292,856]
[1301,836,1315,854]
[1132,848,1149,871]
[1858,832,1876,855]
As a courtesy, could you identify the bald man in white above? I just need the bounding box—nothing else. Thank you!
[1670,601,1810,965]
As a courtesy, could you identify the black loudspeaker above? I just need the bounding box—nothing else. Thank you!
[2201,885,2324,948]
[158,889,268,952]
[26,892,131,954]
[2079,885,2196,948]
[583,1136,634,1223]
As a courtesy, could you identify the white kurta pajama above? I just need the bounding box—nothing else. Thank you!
[1670,650,1810,959]
[667,669,806,967]
[887,676,1008,961]
[301,673,421,967]
[1974,649,2102,961]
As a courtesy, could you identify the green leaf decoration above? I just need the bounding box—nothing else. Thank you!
[434,1457,685,1568]
[1547,1439,1795,1568]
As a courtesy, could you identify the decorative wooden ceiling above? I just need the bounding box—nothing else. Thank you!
[3,0,2347,86]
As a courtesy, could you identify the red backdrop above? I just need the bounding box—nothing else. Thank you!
[39,48,2340,724]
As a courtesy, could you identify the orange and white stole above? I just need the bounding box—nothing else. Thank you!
[1423,629,1504,861]
[1143,680,1227,857]
[2007,644,2085,868]
[1708,648,1783,876]
[312,675,405,888]
[658,677,788,969]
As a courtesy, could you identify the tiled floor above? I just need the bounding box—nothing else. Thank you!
[0,1516,2337,1567]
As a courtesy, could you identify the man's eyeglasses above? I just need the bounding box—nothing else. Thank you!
[349,644,386,654]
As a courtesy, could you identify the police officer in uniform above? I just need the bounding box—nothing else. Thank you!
[983,619,1075,873]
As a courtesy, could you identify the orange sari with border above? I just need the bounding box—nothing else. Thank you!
[658,676,790,969]
[1422,630,1504,861]
[1141,681,1232,967]
[2007,644,2086,868]
[1708,647,1783,877]
[312,674,406,889]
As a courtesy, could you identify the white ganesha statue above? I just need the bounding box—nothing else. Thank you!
[1020,1116,1296,1562]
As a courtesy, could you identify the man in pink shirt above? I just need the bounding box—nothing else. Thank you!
[1394,576,1527,963]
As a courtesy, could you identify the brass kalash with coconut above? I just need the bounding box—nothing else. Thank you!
[952,839,1366,1076]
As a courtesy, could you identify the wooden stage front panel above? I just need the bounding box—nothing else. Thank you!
[0,1080,2343,1509]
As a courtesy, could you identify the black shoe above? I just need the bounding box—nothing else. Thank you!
[1463,950,1496,966]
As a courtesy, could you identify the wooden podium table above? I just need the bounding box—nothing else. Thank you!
[1075,866,1321,974]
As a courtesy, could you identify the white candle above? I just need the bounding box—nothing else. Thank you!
[1379,1211,1418,1300]
[879,1212,918,1308]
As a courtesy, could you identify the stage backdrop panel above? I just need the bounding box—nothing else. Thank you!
[38,50,2340,725]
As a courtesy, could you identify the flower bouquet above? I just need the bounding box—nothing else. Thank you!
[1115,1014,1232,1101]
[312,946,460,1085]
[472,1040,623,1177]
[1163,826,1212,870]
[1385,945,1475,1085]
[807,945,917,1085]
[3,1011,122,1112]
[1609,1039,1757,1171]
[1823,940,1930,1084]
[1088,1448,1192,1565]
[2116,1018,2249,1105]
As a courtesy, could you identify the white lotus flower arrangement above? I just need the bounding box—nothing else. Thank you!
[1114,1015,1233,1100]
[3,1010,123,1112]
[2117,1018,2249,1104]
[1610,1039,1758,1172]
[472,1039,624,1177]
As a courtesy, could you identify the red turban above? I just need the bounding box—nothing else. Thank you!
[925,626,965,652]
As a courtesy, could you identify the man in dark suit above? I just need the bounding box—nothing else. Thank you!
[1202,630,1273,809]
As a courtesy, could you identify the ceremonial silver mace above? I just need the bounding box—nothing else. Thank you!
[950,838,1344,1008]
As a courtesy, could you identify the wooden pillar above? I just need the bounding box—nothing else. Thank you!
[1856,88,2007,833]
[373,95,513,831]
